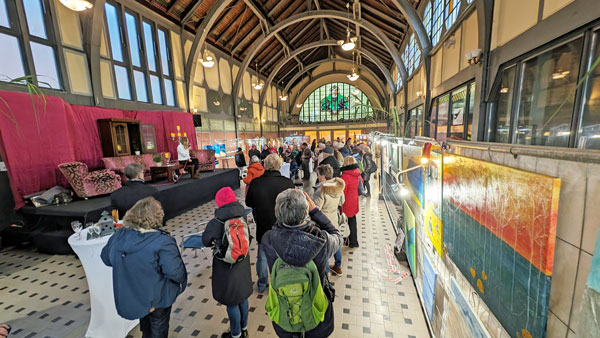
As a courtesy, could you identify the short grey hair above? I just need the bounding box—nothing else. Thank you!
[275,189,309,226]
[251,155,260,163]
[317,164,333,180]
[264,153,282,171]
[124,163,144,180]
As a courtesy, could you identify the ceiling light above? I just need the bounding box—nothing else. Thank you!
[347,68,359,82]
[261,119,266,123]
[240,106,247,111]
[400,185,409,196]
[253,82,263,90]
[351,89,360,95]
[500,87,509,94]
[279,95,287,101]
[59,0,92,11]
[341,39,356,51]
[552,70,570,80]
[200,49,214,68]
[213,100,220,106]
[296,103,303,108]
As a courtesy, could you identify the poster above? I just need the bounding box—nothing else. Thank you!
[443,154,561,338]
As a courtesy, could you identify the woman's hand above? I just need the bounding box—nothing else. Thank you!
[304,192,317,211]
[0,324,11,338]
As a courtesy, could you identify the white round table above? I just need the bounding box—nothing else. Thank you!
[68,228,138,338]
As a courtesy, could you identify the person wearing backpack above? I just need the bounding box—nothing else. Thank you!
[262,189,342,338]
[203,187,253,338]
[361,146,377,197]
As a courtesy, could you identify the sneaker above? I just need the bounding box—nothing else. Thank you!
[330,265,342,275]
[241,329,249,338]
[221,332,233,338]
[349,243,360,248]
[257,285,267,293]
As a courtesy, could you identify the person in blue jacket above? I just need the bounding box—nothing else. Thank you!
[101,197,187,338]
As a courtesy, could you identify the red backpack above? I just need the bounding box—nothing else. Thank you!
[217,218,250,264]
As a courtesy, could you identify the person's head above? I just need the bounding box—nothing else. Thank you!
[124,163,144,181]
[301,142,308,149]
[343,156,357,166]
[123,197,164,230]
[250,155,260,164]
[322,146,334,158]
[317,164,334,181]
[215,187,237,207]
[251,144,257,150]
[334,150,343,163]
[275,189,309,226]
[264,153,282,171]
[180,136,189,147]
[237,147,242,152]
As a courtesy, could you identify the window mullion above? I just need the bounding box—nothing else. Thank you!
[118,3,136,101]
[45,0,67,92]
[509,63,525,144]
[571,29,595,148]
[13,0,35,82]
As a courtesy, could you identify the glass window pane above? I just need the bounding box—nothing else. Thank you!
[445,0,461,29]
[579,33,600,149]
[150,74,162,104]
[516,38,583,147]
[133,70,147,102]
[429,99,438,138]
[467,82,476,140]
[437,94,450,140]
[164,78,174,106]
[157,29,170,76]
[23,0,47,39]
[105,3,123,62]
[432,0,443,45]
[0,0,9,28]
[125,13,141,68]
[143,22,156,72]
[114,65,131,100]
[491,66,516,143]
[0,33,25,80]
[30,42,60,89]
[449,86,467,139]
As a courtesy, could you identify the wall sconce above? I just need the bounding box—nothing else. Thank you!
[466,48,483,65]
[416,91,423,98]
[193,108,198,113]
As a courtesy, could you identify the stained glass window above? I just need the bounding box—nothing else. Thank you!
[299,82,373,123]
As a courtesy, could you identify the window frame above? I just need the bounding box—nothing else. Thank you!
[298,82,372,124]
[429,79,476,141]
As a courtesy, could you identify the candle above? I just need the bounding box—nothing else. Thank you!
[165,153,169,158]
[183,132,187,137]
[177,132,181,137]
[176,125,180,131]
[170,132,175,138]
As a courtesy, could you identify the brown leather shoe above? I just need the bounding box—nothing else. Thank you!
[330,265,342,275]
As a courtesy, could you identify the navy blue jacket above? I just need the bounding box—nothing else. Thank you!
[101,228,187,320]
[262,209,342,338]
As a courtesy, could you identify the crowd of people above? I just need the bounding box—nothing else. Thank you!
[99,137,377,338]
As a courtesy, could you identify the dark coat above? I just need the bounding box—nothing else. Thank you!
[202,202,253,306]
[339,147,351,158]
[248,149,261,160]
[101,228,187,320]
[262,209,342,338]
[245,171,294,243]
[260,149,270,160]
[109,181,158,219]
[235,151,247,167]
[320,155,341,178]
[341,164,362,217]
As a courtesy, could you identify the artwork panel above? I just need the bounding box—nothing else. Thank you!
[403,199,416,275]
[425,151,443,257]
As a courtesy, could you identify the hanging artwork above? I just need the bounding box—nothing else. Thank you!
[403,200,416,275]
[577,227,600,336]
[320,86,349,113]
[402,145,424,206]
[424,152,443,257]
[422,254,438,321]
[441,277,490,338]
[442,154,560,338]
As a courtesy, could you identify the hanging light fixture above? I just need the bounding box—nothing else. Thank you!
[59,0,92,11]
[296,103,303,108]
[252,63,263,90]
[279,95,287,101]
[337,3,357,51]
[200,48,214,68]
[347,50,360,82]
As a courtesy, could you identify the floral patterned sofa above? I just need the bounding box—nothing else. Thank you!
[191,149,217,172]
[58,162,122,198]
[102,153,170,181]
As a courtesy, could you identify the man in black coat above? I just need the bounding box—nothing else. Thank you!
[248,144,260,161]
[319,146,341,177]
[109,163,158,219]
[245,154,294,293]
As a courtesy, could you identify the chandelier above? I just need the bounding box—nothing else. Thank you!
[200,49,214,68]
[252,63,263,90]
[347,51,360,82]
[279,95,288,101]
[337,3,357,51]
[59,0,92,11]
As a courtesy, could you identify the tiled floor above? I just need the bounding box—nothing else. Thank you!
[0,181,430,338]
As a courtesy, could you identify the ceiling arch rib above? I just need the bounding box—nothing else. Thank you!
[233,9,410,116]
[259,40,396,111]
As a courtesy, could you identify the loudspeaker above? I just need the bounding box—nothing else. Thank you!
[193,114,202,127]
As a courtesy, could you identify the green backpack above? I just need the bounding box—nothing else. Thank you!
[265,256,329,333]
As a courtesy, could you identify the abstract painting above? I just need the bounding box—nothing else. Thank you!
[403,200,416,275]
[402,145,424,206]
[442,277,490,338]
[422,254,438,321]
[424,152,443,257]
[443,154,560,338]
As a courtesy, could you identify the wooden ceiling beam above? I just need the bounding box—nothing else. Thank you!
[181,0,204,24]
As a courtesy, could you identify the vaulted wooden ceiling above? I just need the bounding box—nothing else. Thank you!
[137,0,419,90]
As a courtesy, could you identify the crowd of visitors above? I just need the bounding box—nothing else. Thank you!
[102,137,376,337]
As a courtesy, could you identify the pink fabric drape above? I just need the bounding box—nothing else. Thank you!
[0,90,196,209]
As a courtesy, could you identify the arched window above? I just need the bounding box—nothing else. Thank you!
[299,82,373,123]
[445,0,461,29]
[432,0,443,45]
[423,2,432,40]
[402,34,421,76]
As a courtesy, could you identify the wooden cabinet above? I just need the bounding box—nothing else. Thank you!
[97,118,157,157]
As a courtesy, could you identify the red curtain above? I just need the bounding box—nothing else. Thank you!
[0,90,196,209]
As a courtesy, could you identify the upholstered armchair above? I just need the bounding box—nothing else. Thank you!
[191,149,217,172]
[58,162,122,198]
[102,152,170,181]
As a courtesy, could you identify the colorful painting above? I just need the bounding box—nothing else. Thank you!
[422,254,437,321]
[320,86,349,112]
[443,154,560,338]
[424,152,443,257]
[402,145,424,206]
[403,200,416,275]
[445,277,490,338]
[578,229,600,335]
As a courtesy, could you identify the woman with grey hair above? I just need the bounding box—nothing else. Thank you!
[261,189,342,337]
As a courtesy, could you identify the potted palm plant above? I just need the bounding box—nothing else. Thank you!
[153,153,163,166]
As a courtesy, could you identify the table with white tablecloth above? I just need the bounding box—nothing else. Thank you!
[68,229,138,338]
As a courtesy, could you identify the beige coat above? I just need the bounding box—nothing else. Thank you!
[313,178,345,226]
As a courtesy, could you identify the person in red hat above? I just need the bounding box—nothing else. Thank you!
[203,187,253,338]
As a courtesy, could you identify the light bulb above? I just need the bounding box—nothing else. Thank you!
[59,0,92,11]
[341,41,355,51]
[420,157,429,164]
[279,95,287,101]
[347,72,359,81]
[296,103,303,108]
[400,186,409,196]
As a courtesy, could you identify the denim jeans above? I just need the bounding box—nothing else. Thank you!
[140,306,171,338]
[257,244,268,291]
[226,299,249,337]
[333,248,342,268]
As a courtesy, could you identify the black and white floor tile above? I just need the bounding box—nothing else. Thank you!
[0,181,429,338]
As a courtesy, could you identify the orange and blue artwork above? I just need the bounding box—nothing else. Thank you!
[442,154,560,338]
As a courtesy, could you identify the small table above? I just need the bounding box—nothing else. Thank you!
[68,229,138,337]
[151,163,196,182]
